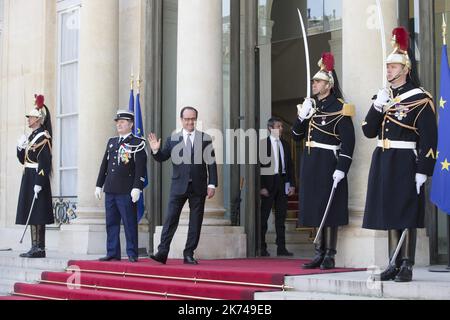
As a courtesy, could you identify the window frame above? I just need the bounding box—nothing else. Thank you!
[56,1,81,197]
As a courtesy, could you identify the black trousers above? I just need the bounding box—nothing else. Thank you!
[158,183,206,257]
[260,175,288,251]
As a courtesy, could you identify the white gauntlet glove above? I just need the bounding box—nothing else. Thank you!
[297,98,313,121]
[374,88,390,112]
[415,173,427,195]
[17,135,28,151]
[95,187,103,200]
[34,185,42,199]
[131,188,141,203]
[333,170,345,188]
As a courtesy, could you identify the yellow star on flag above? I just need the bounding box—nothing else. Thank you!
[442,159,450,171]
[440,96,447,109]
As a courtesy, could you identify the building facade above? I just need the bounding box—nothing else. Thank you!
[0,0,449,267]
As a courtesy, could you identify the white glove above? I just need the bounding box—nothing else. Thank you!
[297,98,313,120]
[34,185,42,199]
[415,173,427,195]
[95,187,103,200]
[333,170,345,188]
[17,134,28,150]
[374,88,390,111]
[131,188,141,203]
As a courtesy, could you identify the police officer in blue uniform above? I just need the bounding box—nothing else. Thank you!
[292,52,355,270]
[363,28,438,282]
[95,110,147,263]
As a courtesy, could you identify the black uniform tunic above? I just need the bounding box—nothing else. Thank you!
[362,81,438,230]
[96,134,147,194]
[16,127,54,225]
[292,94,356,227]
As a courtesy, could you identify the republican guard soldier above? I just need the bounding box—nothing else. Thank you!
[363,27,438,282]
[292,52,356,270]
[16,94,54,258]
[95,110,147,263]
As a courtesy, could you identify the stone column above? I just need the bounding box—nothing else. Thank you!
[154,0,246,259]
[58,0,124,255]
[337,0,429,267]
[176,0,226,223]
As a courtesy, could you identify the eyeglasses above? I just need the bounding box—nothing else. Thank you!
[182,118,197,122]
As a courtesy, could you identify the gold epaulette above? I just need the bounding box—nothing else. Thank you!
[337,98,355,117]
[342,104,355,117]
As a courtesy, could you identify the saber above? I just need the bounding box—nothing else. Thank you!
[19,195,37,244]
[297,8,311,99]
[389,229,408,267]
[375,0,387,88]
[313,180,338,245]
[297,8,316,119]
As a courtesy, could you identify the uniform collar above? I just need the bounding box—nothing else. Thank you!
[119,132,132,141]
[317,93,337,111]
[31,127,44,136]
[391,81,415,97]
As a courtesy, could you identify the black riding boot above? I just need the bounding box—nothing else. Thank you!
[395,229,416,283]
[320,227,338,270]
[380,230,402,281]
[302,230,325,269]
[20,225,38,258]
[35,225,46,258]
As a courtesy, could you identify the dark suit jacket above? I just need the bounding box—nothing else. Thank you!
[260,137,295,194]
[153,130,218,196]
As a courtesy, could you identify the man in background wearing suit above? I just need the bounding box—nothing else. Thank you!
[148,107,218,265]
[260,117,296,257]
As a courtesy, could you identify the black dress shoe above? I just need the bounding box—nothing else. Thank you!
[150,252,167,265]
[260,250,270,257]
[277,249,294,257]
[379,264,399,281]
[128,256,138,263]
[394,261,413,282]
[183,256,199,265]
[99,256,121,262]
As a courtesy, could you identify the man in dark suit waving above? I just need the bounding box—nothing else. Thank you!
[148,107,218,265]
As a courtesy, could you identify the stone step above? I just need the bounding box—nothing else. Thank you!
[0,266,46,283]
[284,268,450,300]
[0,279,17,296]
[254,290,394,300]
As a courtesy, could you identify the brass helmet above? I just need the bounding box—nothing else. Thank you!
[386,27,411,70]
[25,94,46,124]
[312,52,335,88]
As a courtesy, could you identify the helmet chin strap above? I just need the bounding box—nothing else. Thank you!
[388,65,408,84]
[28,118,42,129]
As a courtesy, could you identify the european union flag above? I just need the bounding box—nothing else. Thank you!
[134,91,148,222]
[431,44,450,215]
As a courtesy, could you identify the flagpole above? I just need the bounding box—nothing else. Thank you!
[443,13,447,46]
[130,67,135,91]
[137,71,142,94]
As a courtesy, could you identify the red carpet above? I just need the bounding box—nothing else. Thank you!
[5,258,363,300]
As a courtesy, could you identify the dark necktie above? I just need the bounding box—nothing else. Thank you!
[187,134,194,181]
[277,139,283,175]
